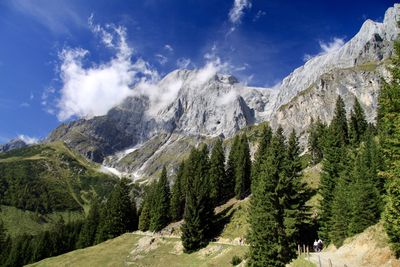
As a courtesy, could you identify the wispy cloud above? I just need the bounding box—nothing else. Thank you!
[52,16,159,121]
[8,0,84,34]
[303,37,345,61]
[17,134,39,144]
[164,44,174,53]
[229,0,252,24]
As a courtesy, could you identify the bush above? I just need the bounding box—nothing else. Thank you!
[231,255,242,266]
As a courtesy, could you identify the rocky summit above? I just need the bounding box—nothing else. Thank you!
[47,4,400,181]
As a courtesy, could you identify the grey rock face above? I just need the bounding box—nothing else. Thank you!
[47,4,399,179]
[0,138,28,153]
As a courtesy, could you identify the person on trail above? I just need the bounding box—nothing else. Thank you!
[313,240,319,252]
[317,239,323,252]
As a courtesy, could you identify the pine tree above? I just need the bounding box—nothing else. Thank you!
[348,97,368,146]
[170,161,186,221]
[96,178,137,242]
[279,129,309,259]
[379,41,400,257]
[77,199,100,248]
[308,117,327,164]
[209,139,226,205]
[329,160,353,247]
[251,123,273,192]
[150,166,171,232]
[181,147,214,253]
[348,141,381,236]
[248,128,288,267]
[234,134,252,199]
[319,96,349,243]
[330,95,349,146]
[138,200,151,231]
[226,135,240,198]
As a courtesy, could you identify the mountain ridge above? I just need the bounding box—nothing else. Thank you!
[40,4,400,180]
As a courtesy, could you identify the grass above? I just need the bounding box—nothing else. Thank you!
[219,198,250,241]
[289,256,316,267]
[28,233,248,267]
[1,205,84,237]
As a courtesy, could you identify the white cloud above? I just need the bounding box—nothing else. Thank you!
[164,44,174,52]
[176,58,192,69]
[155,54,168,65]
[229,0,252,24]
[303,37,345,62]
[17,135,39,144]
[137,78,183,117]
[319,38,345,54]
[54,19,159,121]
[191,53,230,87]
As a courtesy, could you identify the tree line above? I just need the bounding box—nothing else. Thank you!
[0,178,138,267]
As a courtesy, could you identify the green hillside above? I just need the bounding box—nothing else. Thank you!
[0,142,117,236]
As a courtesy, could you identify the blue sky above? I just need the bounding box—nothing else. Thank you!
[0,0,396,143]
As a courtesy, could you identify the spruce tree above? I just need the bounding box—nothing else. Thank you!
[348,97,368,146]
[308,117,327,164]
[96,178,137,242]
[319,96,349,243]
[209,139,226,205]
[181,147,214,253]
[138,200,151,231]
[329,161,353,247]
[348,142,380,236]
[170,161,186,221]
[248,128,288,267]
[280,129,309,259]
[226,135,240,198]
[251,123,273,192]
[77,199,100,248]
[150,166,171,232]
[234,134,251,199]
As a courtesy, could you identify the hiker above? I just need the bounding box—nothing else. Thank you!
[317,239,323,252]
[313,240,319,252]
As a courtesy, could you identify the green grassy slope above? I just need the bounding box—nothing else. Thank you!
[0,205,83,238]
[0,142,117,236]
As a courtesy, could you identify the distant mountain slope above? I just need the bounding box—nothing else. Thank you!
[0,141,117,214]
[47,4,400,181]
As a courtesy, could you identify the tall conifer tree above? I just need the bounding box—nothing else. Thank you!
[319,96,349,243]
[349,97,368,146]
[170,161,186,221]
[279,129,309,258]
[181,147,214,253]
[248,128,288,267]
[209,139,226,205]
[150,167,171,232]
[234,134,252,199]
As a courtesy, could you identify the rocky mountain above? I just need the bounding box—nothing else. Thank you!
[0,138,28,153]
[47,4,400,181]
